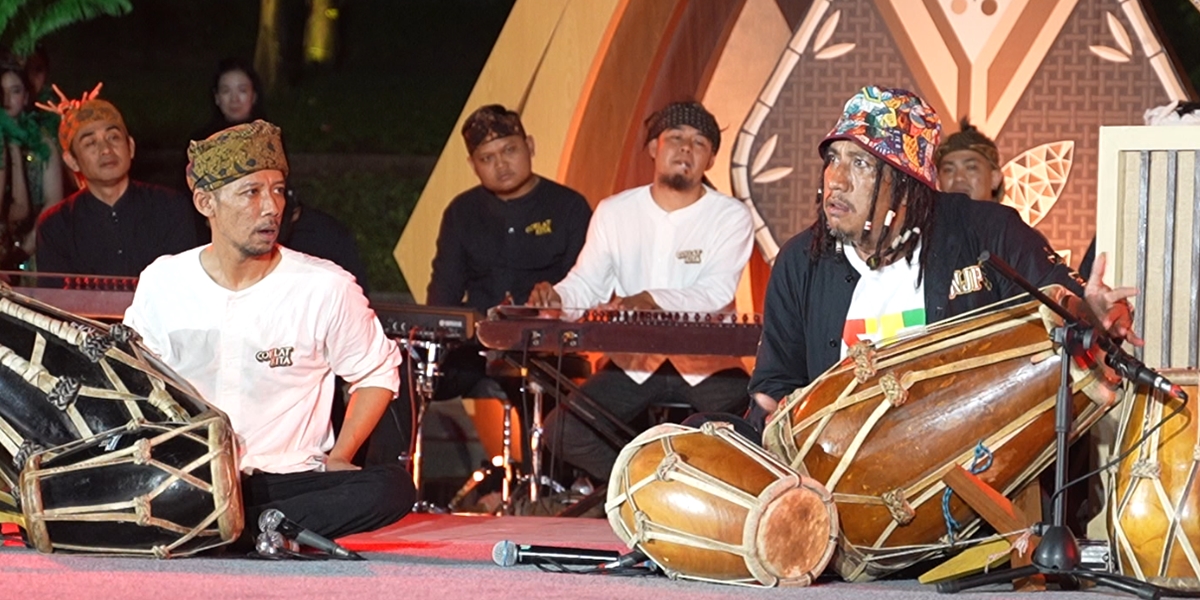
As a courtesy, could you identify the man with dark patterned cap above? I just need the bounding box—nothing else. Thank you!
[35,84,204,284]
[124,120,413,543]
[528,100,754,482]
[749,86,1140,419]
[428,104,591,312]
[413,104,591,422]
[936,118,1005,202]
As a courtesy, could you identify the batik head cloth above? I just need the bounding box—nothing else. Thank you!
[818,86,941,188]
[935,118,1000,169]
[186,120,289,192]
[644,101,721,153]
[36,83,127,154]
[461,104,526,155]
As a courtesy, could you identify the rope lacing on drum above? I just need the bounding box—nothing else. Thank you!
[1130,459,1161,479]
[942,441,994,537]
[850,342,877,383]
[13,440,43,470]
[134,495,152,525]
[151,545,170,559]
[132,439,153,465]
[48,376,80,409]
[73,323,115,362]
[108,323,140,344]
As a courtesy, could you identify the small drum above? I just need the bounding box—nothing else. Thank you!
[762,288,1116,581]
[0,286,215,490]
[19,416,243,557]
[606,422,838,587]
[1111,369,1200,588]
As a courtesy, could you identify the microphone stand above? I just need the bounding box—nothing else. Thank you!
[936,252,1197,598]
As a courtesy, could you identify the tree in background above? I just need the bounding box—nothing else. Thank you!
[0,0,131,58]
[304,0,339,65]
[255,0,282,92]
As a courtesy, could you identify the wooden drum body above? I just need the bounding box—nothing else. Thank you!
[1111,369,1200,588]
[763,290,1115,581]
[607,422,838,587]
[0,286,218,491]
[19,417,243,557]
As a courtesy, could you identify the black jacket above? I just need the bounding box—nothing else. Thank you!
[749,193,1085,402]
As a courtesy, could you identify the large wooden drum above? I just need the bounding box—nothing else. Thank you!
[1111,369,1200,588]
[607,422,838,587]
[0,286,218,491]
[19,417,243,557]
[762,289,1116,581]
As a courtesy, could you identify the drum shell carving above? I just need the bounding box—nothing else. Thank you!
[1111,369,1200,588]
[20,417,243,557]
[607,423,838,587]
[763,293,1111,581]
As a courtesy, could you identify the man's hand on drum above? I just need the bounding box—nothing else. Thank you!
[1083,252,1143,347]
[528,281,562,308]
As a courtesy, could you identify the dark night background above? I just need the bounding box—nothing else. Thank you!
[32,0,1200,295]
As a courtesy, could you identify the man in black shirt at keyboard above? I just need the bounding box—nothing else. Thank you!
[428,104,590,312]
[35,85,204,286]
[366,105,590,469]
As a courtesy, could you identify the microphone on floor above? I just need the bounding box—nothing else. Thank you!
[259,508,365,561]
[492,540,623,567]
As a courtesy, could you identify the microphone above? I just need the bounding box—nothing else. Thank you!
[492,540,622,567]
[1101,343,1188,401]
[259,508,365,561]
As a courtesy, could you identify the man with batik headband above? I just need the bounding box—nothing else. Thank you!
[936,118,1005,202]
[125,120,413,543]
[528,100,754,482]
[35,84,204,283]
[428,103,590,312]
[749,86,1140,419]
[416,104,590,432]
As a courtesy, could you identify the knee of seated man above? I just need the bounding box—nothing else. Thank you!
[362,464,417,521]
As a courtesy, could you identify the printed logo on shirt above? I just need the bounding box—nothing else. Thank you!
[843,308,926,349]
[948,265,988,300]
[256,346,295,368]
[525,219,553,236]
[676,249,703,264]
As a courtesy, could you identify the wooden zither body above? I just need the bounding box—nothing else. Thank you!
[762,289,1116,581]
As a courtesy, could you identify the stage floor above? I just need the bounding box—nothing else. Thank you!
[1,514,1128,599]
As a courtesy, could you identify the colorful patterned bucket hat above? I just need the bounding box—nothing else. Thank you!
[818,86,941,188]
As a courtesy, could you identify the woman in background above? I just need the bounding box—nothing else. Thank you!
[190,57,268,142]
[0,61,62,268]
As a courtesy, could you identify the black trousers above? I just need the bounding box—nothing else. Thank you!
[241,463,415,540]
[543,362,750,481]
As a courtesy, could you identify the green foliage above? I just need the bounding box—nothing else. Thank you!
[1,0,132,57]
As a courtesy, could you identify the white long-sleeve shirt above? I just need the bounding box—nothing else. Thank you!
[553,185,754,385]
[124,246,402,474]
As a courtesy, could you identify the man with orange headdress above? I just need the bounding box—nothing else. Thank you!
[35,85,204,283]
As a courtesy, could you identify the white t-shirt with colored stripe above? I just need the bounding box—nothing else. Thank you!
[840,243,927,358]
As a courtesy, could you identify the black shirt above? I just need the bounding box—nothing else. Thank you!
[749,193,1086,402]
[427,177,591,312]
[35,180,205,283]
[282,203,371,294]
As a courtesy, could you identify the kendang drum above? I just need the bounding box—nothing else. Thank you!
[606,422,838,587]
[1111,369,1200,588]
[0,285,216,491]
[19,416,243,557]
[762,287,1117,581]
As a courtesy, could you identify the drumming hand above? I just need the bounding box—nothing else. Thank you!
[325,456,361,472]
[1084,252,1143,347]
[527,281,562,308]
